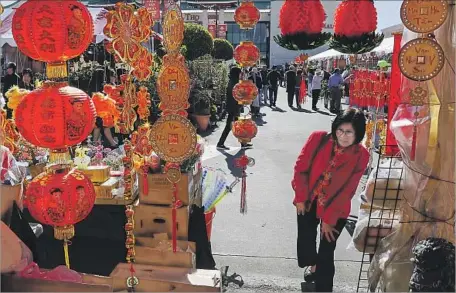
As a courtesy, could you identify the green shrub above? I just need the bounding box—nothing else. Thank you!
[212,38,234,61]
[183,23,214,61]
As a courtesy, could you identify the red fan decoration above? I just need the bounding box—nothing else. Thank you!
[15,81,96,151]
[233,80,258,105]
[234,1,260,29]
[330,0,384,54]
[12,0,93,79]
[24,167,96,267]
[274,0,331,51]
[232,118,258,144]
[234,41,260,67]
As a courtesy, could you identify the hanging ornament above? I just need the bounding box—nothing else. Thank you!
[274,0,331,51]
[0,109,20,153]
[330,0,384,54]
[24,166,96,268]
[400,0,448,34]
[234,1,260,30]
[232,118,258,144]
[131,124,153,195]
[118,74,138,134]
[12,0,93,79]
[232,80,258,105]
[131,49,154,82]
[234,155,255,214]
[294,54,309,64]
[136,86,151,122]
[234,41,260,67]
[162,4,185,54]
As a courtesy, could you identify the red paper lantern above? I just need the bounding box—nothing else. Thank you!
[334,0,377,37]
[12,0,93,78]
[234,1,260,29]
[233,80,258,105]
[232,118,258,144]
[15,82,96,150]
[234,41,260,67]
[279,0,326,35]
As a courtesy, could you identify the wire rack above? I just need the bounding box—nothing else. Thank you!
[356,145,404,292]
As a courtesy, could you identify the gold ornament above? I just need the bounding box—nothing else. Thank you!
[162,5,185,54]
[400,0,448,33]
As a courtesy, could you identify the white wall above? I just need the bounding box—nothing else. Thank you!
[269,0,341,67]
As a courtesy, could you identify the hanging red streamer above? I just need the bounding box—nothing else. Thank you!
[171,183,182,252]
[299,80,307,104]
[235,155,255,214]
[142,166,149,196]
[410,125,417,161]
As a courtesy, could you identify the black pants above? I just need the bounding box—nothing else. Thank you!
[330,87,342,114]
[269,87,278,105]
[287,88,296,107]
[297,200,347,292]
[312,89,321,108]
[218,113,237,145]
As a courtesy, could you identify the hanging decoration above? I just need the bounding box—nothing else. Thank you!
[398,0,447,161]
[274,0,331,51]
[0,109,20,153]
[131,124,154,195]
[234,155,255,214]
[136,86,151,122]
[233,0,260,30]
[349,69,390,108]
[232,80,258,105]
[232,118,258,144]
[12,0,94,79]
[131,49,154,81]
[117,74,138,134]
[294,54,309,65]
[234,41,260,68]
[149,2,197,253]
[24,166,96,268]
[92,92,120,128]
[330,0,384,54]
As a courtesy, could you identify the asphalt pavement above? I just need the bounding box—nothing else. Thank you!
[201,87,365,293]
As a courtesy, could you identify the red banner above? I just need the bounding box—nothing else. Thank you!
[144,0,160,21]
[217,24,227,38]
[208,24,216,38]
[385,32,402,156]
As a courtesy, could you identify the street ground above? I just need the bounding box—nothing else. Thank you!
[201,88,366,292]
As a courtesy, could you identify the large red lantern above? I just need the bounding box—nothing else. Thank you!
[12,0,93,78]
[24,167,96,267]
[234,41,260,67]
[330,0,383,54]
[233,80,258,105]
[232,118,258,144]
[15,82,96,151]
[234,1,260,29]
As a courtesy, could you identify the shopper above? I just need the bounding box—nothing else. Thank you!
[293,69,303,109]
[1,63,20,119]
[328,69,344,114]
[19,68,35,91]
[267,67,281,107]
[249,67,263,118]
[217,67,252,150]
[311,70,323,111]
[260,66,269,105]
[292,108,369,292]
[285,65,297,108]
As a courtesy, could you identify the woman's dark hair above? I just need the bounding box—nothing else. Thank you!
[331,108,366,144]
[22,68,33,78]
[297,70,303,76]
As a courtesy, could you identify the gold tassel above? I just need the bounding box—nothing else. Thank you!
[49,149,72,165]
[54,225,75,269]
[63,239,70,269]
[47,62,68,79]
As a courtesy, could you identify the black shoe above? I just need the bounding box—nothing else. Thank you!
[217,144,229,150]
[241,143,253,148]
[312,107,318,111]
[304,270,316,283]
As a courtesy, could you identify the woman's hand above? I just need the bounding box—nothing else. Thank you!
[321,222,339,242]
[296,202,306,215]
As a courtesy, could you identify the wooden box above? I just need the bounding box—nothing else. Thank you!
[110,263,221,292]
[94,177,120,199]
[134,205,189,240]
[138,167,202,206]
[80,166,111,183]
[135,238,196,268]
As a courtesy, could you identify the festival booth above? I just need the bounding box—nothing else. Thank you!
[0,0,263,291]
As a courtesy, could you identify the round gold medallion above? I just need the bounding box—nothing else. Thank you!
[400,0,448,33]
[149,114,197,163]
[162,5,184,53]
[399,38,445,81]
[166,167,182,183]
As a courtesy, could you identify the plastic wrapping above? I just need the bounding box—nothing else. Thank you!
[368,9,455,292]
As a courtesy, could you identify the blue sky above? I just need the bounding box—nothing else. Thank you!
[374,1,402,29]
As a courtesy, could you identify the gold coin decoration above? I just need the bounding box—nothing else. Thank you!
[166,167,182,184]
[409,86,428,106]
[400,0,448,33]
[157,54,190,112]
[149,114,197,163]
[399,38,444,81]
[162,5,184,54]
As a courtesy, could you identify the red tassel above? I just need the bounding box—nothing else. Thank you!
[130,263,135,274]
[411,125,417,161]
[240,170,247,214]
[142,168,148,196]
[172,183,178,253]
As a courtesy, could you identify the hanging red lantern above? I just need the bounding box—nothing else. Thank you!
[330,0,384,54]
[15,82,96,151]
[12,0,93,79]
[233,80,258,105]
[275,0,330,50]
[234,41,260,67]
[232,118,258,144]
[234,1,260,29]
[24,167,96,267]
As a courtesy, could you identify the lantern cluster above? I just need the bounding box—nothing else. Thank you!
[330,0,384,54]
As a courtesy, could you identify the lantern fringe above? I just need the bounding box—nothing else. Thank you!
[54,225,75,240]
[46,62,68,79]
[240,170,247,214]
[329,32,384,54]
[49,150,72,165]
[273,32,331,51]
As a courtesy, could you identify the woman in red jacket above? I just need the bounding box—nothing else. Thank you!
[292,108,369,292]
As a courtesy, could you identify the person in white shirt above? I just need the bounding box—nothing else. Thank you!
[311,70,323,110]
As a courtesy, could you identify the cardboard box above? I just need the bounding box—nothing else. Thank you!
[80,166,111,183]
[134,205,188,240]
[110,263,221,292]
[138,166,202,206]
[94,177,120,199]
[135,238,196,268]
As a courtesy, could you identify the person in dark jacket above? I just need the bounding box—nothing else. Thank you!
[285,66,297,108]
[19,68,35,91]
[1,63,20,119]
[217,67,252,150]
[260,66,269,105]
[249,67,263,117]
[267,67,281,107]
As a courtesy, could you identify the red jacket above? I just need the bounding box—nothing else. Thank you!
[292,131,369,226]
